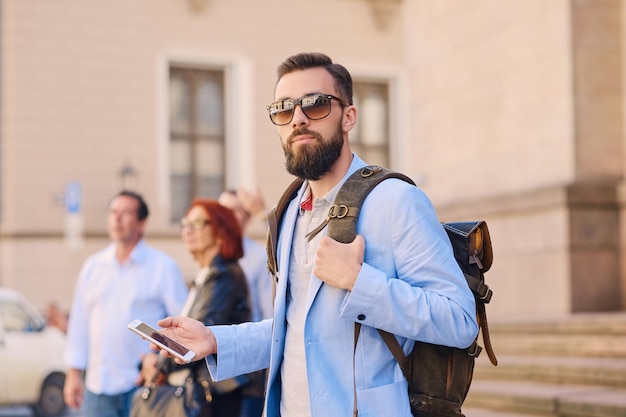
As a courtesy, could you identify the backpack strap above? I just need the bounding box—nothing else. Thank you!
[444,221,497,366]
[265,166,414,301]
[326,166,415,243]
[266,177,304,300]
[476,290,497,366]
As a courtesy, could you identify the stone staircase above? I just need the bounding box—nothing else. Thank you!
[463,313,626,417]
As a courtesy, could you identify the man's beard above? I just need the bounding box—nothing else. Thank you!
[282,124,344,180]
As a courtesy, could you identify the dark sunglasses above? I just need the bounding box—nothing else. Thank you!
[267,93,346,126]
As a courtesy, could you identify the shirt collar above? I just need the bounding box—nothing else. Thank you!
[299,186,313,211]
[297,176,344,213]
[298,153,367,212]
[194,266,211,286]
[103,239,147,264]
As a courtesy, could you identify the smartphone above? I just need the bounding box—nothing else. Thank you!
[127,319,196,363]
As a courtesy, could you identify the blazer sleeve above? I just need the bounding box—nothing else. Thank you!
[205,319,273,381]
[339,179,478,349]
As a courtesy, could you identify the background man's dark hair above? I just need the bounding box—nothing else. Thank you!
[115,190,149,220]
[276,52,353,105]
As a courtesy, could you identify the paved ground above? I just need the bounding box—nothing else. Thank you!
[0,406,35,417]
[0,406,79,417]
[0,406,36,417]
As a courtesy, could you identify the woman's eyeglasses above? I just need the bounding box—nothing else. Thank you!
[180,218,210,231]
[267,93,346,126]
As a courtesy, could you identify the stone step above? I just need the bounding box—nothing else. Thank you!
[488,313,626,335]
[473,354,626,388]
[485,313,626,358]
[489,333,626,358]
[463,407,540,417]
[465,380,626,417]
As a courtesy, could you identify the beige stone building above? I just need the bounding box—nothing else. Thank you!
[1,0,624,320]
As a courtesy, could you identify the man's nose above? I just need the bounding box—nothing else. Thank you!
[291,105,310,127]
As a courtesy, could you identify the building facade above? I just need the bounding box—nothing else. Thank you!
[1,0,624,319]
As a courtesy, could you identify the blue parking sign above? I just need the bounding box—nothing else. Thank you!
[65,182,82,214]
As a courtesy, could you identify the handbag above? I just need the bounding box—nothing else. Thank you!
[193,365,252,399]
[130,358,203,417]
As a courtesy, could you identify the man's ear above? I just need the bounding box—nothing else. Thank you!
[137,219,148,238]
[342,105,358,133]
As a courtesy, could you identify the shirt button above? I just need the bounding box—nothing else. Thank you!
[357,314,366,321]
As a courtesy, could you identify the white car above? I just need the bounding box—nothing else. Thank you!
[0,287,67,417]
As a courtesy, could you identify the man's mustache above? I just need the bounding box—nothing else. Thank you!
[287,128,321,145]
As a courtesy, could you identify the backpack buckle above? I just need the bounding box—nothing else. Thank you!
[329,204,349,219]
[360,166,382,178]
[467,341,482,358]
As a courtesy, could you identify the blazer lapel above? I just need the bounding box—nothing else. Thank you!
[273,183,305,328]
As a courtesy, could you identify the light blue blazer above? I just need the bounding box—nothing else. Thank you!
[207,155,478,417]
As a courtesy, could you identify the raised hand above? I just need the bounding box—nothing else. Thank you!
[314,235,365,291]
[151,316,218,364]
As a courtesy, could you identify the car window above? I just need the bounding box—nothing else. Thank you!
[0,300,41,332]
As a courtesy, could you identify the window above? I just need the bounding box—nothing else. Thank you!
[169,67,225,222]
[351,81,390,167]
[0,300,39,332]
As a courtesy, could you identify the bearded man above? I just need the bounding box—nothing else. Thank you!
[150,52,478,417]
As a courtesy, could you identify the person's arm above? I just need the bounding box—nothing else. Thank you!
[63,262,92,409]
[153,316,273,379]
[63,368,84,409]
[329,181,478,349]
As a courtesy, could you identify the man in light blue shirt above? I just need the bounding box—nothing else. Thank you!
[63,191,188,417]
[153,52,478,417]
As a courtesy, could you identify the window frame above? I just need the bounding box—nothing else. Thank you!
[158,55,255,227]
[168,66,226,222]
[349,70,407,171]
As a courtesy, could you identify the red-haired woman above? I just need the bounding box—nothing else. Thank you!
[137,199,251,417]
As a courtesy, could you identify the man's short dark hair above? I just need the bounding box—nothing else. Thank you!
[115,190,149,220]
[276,52,353,105]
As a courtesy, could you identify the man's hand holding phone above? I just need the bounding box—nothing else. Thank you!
[152,316,217,364]
[128,319,197,363]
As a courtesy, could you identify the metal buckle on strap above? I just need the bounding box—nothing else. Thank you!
[475,280,493,303]
[328,204,349,218]
[360,166,382,178]
[467,341,482,358]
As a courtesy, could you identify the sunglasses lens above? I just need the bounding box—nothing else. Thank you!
[301,95,331,120]
[269,100,295,126]
[267,94,335,125]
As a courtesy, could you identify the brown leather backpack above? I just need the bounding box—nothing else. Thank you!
[266,166,497,417]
